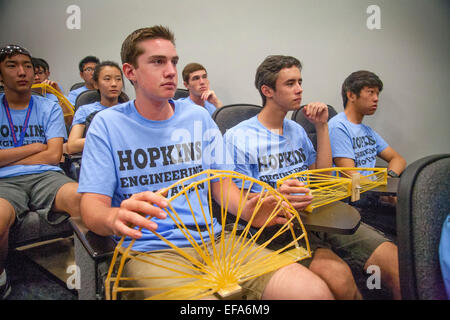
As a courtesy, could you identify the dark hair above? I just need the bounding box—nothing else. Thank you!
[31,57,49,72]
[182,63,206,83]
[92,60,124,92]
[341,70,383,108]
[255,55,302,106]
[0,44,31,64]
[93,61,123,82]
[78,55,100,72]
[121,25,175,67]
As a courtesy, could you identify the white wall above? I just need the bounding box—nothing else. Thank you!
[1,0,449,164]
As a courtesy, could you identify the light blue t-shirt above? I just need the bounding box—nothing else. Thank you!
[328,112,388,174]
[177,96,217,116]
[224,115,316,192]
[78,99,231,252]
[67,85,88,105]
[71,101,108,126]
[0,94,67,178]
[439,214,450,299]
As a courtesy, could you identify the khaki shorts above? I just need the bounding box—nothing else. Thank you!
[0,171,75,224]
[120,232,284,300]
[313,222,390,271]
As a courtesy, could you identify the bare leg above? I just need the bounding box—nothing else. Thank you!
[364,241,401,299]
[0,199,15,274]
[309,248,362,299]
[262,263,334,300]
[52,182,81,217]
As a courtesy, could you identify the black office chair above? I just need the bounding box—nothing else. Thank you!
[291,104,337,150]
[396,154,450,300]
[174,88,189,100]
[70,82,85,91]
[212,104,263,135]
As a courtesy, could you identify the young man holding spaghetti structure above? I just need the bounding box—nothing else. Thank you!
[78,26,334,300]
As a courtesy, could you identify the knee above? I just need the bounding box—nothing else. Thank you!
[310,256,358,299]
[0,199,15,234]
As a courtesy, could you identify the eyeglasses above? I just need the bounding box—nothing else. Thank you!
[83,67,95,72]
[0,45,31,59]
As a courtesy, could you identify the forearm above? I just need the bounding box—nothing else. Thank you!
[80,194,118,236]
[314,123,332,169]
[387,156,407,175]
[67,138,85,154]
[0,143,46,167]
[10,148,62,166]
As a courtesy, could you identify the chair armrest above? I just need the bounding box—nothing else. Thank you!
[69,217,116,260]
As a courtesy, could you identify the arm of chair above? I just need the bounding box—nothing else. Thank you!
[69,217,116,299]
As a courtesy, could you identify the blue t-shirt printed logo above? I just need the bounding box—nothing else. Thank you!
[351,134,378,167]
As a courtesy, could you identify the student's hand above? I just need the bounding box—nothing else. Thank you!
[302,102,328,126]
[42,79,63,94]
[242,192,293,228]
[278,179,313,211]
[201,90,222,108]
[113,191,168,239]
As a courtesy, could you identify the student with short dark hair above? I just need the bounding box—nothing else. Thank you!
[67,55,100,105]
[78,26,334,300]
[326,70,405,299]
[224,55,362,299]
[178,62,222,116]
[0,45,81,300]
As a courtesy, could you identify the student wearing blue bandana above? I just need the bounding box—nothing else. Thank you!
[78,26,334,300]
[0,45,81,300]
[177,63,223,116]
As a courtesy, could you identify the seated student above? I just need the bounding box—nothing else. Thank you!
[440,214,450,299]
[67,61,124,154]
[78,26,334,300]
[224,55,361,300]
[67,55,100,105]
[327,70,405,299]
[178,63,223,116]
[31,57,65,102]
[0,45,81,300]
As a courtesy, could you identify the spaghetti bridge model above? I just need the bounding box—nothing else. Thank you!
[32,83,74,125]
[277,167,388,212]
[105,170,311,300]
[105,167,387,300]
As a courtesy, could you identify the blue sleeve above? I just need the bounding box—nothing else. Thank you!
[439,214,450,299]
[71,106,87,126]
[45,102,67,141]
[372,129,389,154]
[77,114,117,198]
[329,125,355,160]
[223,130,262,193]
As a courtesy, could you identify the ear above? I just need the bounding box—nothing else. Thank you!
[346,90,356,102]
[122,63,136,85]
[261,84,274,99]
[183,81,189,89]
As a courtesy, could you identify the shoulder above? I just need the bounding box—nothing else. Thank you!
[32,95,60,112]
[328,112,346,127]
[285,118,308,134]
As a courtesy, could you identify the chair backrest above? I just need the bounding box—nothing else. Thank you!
[74,90,130,112]
[70,82,85,91]
[291,104,338,150]
[212,104,263,135]
[174,88,189,100]
[397,153,450,300]
[74,89,100,111]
